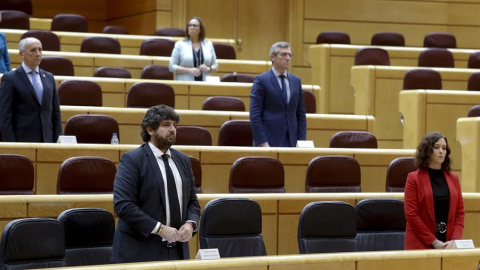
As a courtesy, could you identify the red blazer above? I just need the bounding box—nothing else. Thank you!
[404,169,465,249]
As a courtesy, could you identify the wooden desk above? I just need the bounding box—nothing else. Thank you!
[52,76,321,112]
[457,117,480,192]
[398,90,480,177]
[3,29,235,56]
[0,144,412,195]
[351,65,476,149]
[8,49,269,79]
[309,44,476,115]
[2,193,480,262]
[60,107,371,147]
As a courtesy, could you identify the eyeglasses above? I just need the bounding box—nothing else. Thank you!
[276,52,293,58]
[188,24,200,28]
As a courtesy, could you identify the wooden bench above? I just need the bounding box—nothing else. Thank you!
[351,65,477,149]
[457,117,480,192]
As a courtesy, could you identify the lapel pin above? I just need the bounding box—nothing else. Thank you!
[42,74,45,77]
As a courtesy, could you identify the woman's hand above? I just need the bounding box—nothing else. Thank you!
[432,239,447,249]
[190,67,202,77]
[444,240,455,249]
[199,64,211,72]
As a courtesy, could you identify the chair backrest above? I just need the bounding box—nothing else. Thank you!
[303,90,317,113]
[189,156,202,194]
[175,126,212,146]
[385,157,416,192]
[298,201,357,254]
[468,52,480,69]
[370,32,405,46]
[140,65,173,80]
[221,73,255,83]
[21,30,60,51]
[329,131,378,148]
[57,156,117,194]
[154,28,185,37]
[51,14,88,32]
[102,25,129,35]
[468,105,480,117]
[305,156,362,192]
[57,208,115,266]
[354,48,390,66]
[139,38,175,56]
[80,37,121,54]
[202,96,246,112]
[58,80,102,106]
[217,120,253,146]
[355,198,406,251]
[229,156,285,193]
[467,72,480,91]
[418,48,454,68]
[316,31,350,44]
[403,69,442,90]
[0,0,32,15]
[127,82,175,108]
[0,10,29,30]
[213,43,236,59]
[93,66,132,78]
[199,198,266,258]
[0,218,66,269]
[0,154,34,195]
[39,56,75,76]
[64,114,119,144]
[423,32,456,48]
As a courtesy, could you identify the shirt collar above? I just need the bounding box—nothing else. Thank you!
[148,142,172,159]
[271,67,288,78]
[22,63,39,74]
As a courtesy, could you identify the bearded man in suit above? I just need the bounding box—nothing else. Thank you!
[112,105,200,263]
[0,37,62,142]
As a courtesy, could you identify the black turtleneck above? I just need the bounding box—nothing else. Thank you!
[428,167,449,242]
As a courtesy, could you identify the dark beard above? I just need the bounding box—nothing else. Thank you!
[153,132,175,150]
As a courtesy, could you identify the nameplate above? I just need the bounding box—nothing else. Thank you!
[195,248,220,260]
[205,76,221,83]
[453,239,475,249]
[296,140,315,148]
[57,136,77,144]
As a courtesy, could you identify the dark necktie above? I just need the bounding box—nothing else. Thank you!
[161,154,181,229]
[279,75,288,106]
[29,71,43,103]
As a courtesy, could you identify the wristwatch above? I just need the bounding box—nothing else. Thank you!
[156,223,164,236]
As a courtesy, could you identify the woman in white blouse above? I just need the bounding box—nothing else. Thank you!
[169,17,218,81]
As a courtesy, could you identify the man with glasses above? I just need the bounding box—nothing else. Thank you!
[250,41,306,147]
[112,105,200,262]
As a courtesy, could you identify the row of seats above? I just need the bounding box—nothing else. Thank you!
[0,153,415,195]
[0,208,114,268]
[354,47,480,69]
[317,31,457,48]
[0,11,87,32]
[202,197,405,258]
[15,29,237,58]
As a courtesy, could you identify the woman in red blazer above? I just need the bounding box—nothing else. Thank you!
[404,132,465,249]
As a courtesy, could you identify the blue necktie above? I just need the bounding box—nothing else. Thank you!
[30,71,43,103]
[279,75,288,106]
[162,154,181,229]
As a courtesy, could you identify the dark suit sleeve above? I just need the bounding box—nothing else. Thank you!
[249,76,268,145]
[295,77,307,140]
[0,74,16,141]
[49,74,62,141]
[114,152,159,238]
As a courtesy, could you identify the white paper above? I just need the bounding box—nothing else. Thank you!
[195,248,220,260]
[205,76,221,83]
[57,136,77,144]
[296,140,315,148]
[453,239,475,249]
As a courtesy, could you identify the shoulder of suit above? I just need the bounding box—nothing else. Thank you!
[170,148,188,159]
[39,69,54,77]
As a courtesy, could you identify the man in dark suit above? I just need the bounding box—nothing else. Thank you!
[0,37,62,142]
[112,105,200,263]
[250,41,306,147]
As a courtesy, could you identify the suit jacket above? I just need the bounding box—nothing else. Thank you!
[0,65,62,142]
[168,39,218,81]
[249,70,307,147]
[404,169,465,249]
[112,144,200,263]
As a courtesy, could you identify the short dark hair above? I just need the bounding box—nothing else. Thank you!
[185,16,206,41]
[414,132,451,171]
[140,105,180,142]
